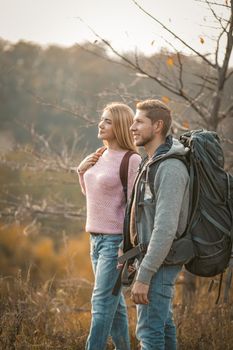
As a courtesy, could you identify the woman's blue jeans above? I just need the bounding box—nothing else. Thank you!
[136,265,182,350]
[85,234,130,350]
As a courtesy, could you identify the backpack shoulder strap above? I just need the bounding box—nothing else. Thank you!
[120,151,138,200]
[148,155,188,198]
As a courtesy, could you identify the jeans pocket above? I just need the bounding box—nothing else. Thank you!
[101,235,122,259]
[162,265,181,298]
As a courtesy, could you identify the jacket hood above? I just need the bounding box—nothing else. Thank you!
[166,137,188,157]
[148,135,188,166]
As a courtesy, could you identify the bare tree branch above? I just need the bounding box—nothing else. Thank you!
[226,68,233,80]
[80,24,213,122]
[76,0,233,131]
[132,0,217,69]
[179,89,209,124]
[74,42,132,71]
[30,93,96,125]
[195,0,231,9]
[215,23,229,67]
[219,100,233,119]
[210,1,233,127]
[206,0,228,31]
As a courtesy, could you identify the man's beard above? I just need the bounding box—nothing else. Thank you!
[135,132,154,147]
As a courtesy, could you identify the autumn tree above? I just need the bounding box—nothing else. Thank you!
[84,0,233,131]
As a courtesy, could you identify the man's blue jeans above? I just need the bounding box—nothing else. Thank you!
[86,234,130,350]
[136,265,182,350]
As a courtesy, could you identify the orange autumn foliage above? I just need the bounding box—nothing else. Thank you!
[0,223,93,284]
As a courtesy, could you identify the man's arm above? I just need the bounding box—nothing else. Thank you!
[133,160,189,301]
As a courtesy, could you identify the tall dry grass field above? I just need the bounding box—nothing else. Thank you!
[0,225,233,349]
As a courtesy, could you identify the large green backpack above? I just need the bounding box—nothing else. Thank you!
[148,130,233,278]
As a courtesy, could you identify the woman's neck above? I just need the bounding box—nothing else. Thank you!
[106,140,124,151]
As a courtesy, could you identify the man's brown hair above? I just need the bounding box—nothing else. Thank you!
[136,99,172,136]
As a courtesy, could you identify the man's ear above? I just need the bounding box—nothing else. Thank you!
[153,120,164,134]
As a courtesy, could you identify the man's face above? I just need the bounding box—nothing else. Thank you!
[130,109,155,147]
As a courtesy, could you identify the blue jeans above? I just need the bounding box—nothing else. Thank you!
[86,234,130,350]
[136,265,182,350]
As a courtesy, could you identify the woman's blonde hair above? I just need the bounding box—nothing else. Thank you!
[103,102,137,151]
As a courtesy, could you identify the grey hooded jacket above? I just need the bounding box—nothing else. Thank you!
[127,137,190,285]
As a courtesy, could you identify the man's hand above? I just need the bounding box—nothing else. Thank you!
[131,281,149,305]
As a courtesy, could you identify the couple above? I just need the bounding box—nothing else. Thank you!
[77,99,189,350]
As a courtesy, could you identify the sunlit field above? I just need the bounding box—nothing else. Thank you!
[1,225,233,350]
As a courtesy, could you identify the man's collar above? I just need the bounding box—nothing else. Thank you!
[151,135,173,161]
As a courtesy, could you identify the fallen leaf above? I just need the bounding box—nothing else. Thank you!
[166,57,174,66]
[182,120,190,129]
[162,96,170,104]
[200,37,205,44]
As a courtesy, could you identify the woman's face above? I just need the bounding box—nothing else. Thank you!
[98,110,116,141]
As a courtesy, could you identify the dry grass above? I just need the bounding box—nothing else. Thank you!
[1,227,233,349]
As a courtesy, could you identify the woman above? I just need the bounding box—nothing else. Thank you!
[77,102,141,350]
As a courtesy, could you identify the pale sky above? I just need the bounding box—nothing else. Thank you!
[0,0,231,64]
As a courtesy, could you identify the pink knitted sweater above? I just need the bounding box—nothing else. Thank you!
[78,149,141,234]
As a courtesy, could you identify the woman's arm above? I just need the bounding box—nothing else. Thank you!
[77,170,86,195]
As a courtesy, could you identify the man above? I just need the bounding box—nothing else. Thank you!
[122,99,189,349]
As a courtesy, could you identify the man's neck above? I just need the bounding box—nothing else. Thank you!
[144,136,166,159]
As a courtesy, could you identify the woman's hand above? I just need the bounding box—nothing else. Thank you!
[77,151,102,173]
